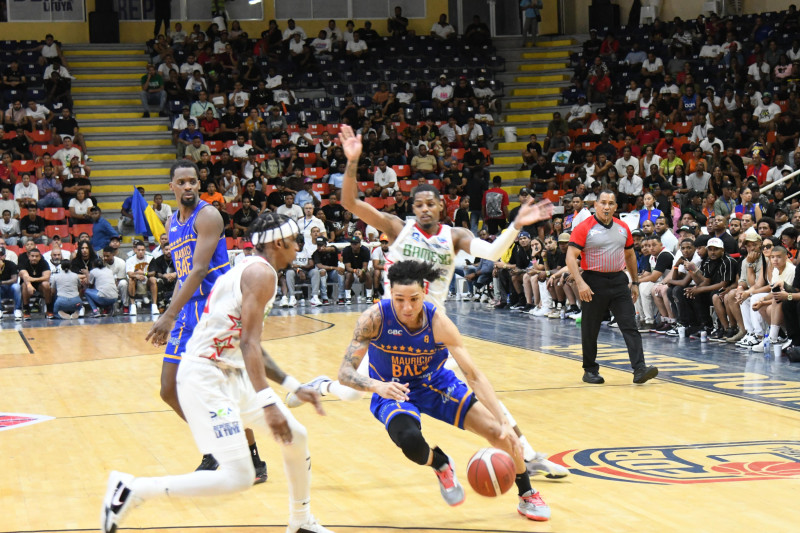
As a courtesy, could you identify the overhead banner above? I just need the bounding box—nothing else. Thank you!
[8,0,86,22]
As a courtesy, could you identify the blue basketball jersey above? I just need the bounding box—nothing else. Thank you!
[168,199,230,303]
[367,299,447,384]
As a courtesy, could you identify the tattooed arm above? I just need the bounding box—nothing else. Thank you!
[338,304,410,401]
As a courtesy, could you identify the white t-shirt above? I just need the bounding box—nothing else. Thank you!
[642,57,663,72]
[283,27,307,41]
[14,182,38,201]
[346,40,368,53]
[289,39,306,55]
[432,84,454,102]
[0,218,20,236]
[753,102,782,124]
[699,44,720,58]
[54,146,82,167]
[625,87,641,103]
[747,62,770,81]
[180,61,203,77]
[26,105,50,122]
[374,167,398,189]
[431,23,455,39]
[229,90,250,109]
[276,204,303,221]
[615,156,640,177]
[569,103,591,119]
[310,38,332,54]
[68,197,93,216]
[125,254,152,278]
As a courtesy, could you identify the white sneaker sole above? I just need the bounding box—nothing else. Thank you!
[101,471,136,533]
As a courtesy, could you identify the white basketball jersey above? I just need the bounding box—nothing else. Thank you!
[384,220,456,310]
[184,255,277,369]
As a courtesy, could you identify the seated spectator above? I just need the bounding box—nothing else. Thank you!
[310,30,333,61]
[232,196,259,238]
[276,192,303,221]
[11,173,37,210]
[0,186,20,220]
[0,246,22,320]
[373,158,397,197]
[125,241,157,315]
[0,208,21,246]
[635,236,674,330]
[341,235,373,304]
[219,104,244,142]
[177,120,203,159]
[51,259,84,319]
[19,247,52,320]
[751,244,795,353]
[199,182,225,205]
[4,100,28,131]
[68,188,93,225]
[411,144,439,180]
[20,209,47,245]
[345,31,368,59]
[151,193,172,225]
[117,187,144,235]
[295,178,320,208]
[431,13,456,40]
[147,248,176,311]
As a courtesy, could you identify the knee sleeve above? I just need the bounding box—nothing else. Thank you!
[387,415,430,465]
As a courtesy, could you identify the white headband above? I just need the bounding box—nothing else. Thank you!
[251,218,300,246]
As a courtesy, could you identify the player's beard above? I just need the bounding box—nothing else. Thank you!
[181,192,198,207]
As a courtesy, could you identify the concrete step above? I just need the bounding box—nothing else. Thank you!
[92,182,172,194]
[70,59,148,68]
[82,124,167,133]
[88,138,173,148]
[90,145,173,155]
[62,43,145,51]
[493,36,577,50]
[517,62,569,72]
[74,98,141,107]
[72,85,141,94]
[74,72,143,80]
[78,111,151,120]
[92,153,173,162]
[83,130,171,140]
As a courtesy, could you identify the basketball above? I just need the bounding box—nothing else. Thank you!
[466,448,516,497]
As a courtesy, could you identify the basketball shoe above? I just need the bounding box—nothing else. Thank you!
[286,515,335,533]
[101,471,141,533]
[434,451,465,506]
[285,375,331,408]
[195,454,219,471]
[518,489,550,521]
[525,452,569,478]
[254,461,268,484]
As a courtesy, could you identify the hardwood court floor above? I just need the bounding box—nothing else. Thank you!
[1,305,799,533]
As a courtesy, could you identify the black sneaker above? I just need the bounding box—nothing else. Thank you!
[494,301,507,309]
[520,304,534,312]
[608,317,618,328]
[686,325,703,339]
[655,322,672,333]
[195,454,219,471]
[254,461,268,484]
[633,366,659,384]
[710,328,726,342]
[582,371,605,384]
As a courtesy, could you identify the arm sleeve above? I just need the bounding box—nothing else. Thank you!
[468,224,521,260]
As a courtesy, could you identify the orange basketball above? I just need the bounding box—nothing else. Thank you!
[466,448,516,497]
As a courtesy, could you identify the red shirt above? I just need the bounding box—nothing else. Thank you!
[746,163,769,186]
[569,215,633,272]
[482,187,509,220]
[637,129,660,147]
[443,195,460,222]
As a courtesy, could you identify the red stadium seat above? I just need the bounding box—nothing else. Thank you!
[225,237,235,249]
[206,140,223,153]
[298,152,317,165]
[12,160,35,174]
[44,226,69,239]
[393,165,411,177]
[357,181,372,193]
[70,224,93,238]
[29,130,52,143]
[452,148,465,160]
[30,144,56,159]
[312,182,330,195]
[303,167,326,179]
[365,197,385,209]
[42,207,66,221]
[225,202,240,215]
[264,185,277,195]
[325,123,341,136]
[398,179,417,193]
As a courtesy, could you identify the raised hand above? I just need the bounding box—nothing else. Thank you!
[514,198,553,228]
[337,124,363,162]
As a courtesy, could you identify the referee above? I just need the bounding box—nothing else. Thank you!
[566,190,659,385]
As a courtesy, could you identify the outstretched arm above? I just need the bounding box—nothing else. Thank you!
[338,304,410,401]
[453,197,553,260]
[338,124,405,241]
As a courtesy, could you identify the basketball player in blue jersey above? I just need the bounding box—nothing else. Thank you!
[146,160,268,482]
[338,260,551,521]
[290,125,568,480]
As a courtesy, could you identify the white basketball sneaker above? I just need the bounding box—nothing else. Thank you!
[286,515,335,533]
[285,375,331,408]
[101,471,141,533]
[525,452,570,478]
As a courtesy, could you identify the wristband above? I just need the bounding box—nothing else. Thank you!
[281,375,302,394]
[632,281,640,286]
[255,387,279,408]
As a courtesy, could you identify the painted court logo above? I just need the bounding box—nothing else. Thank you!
[0,413,53,432]
[551,441,800,484]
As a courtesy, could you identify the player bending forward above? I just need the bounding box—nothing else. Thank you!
[288,124,567,480]
[102,213,334,533]
[337,260,551,521]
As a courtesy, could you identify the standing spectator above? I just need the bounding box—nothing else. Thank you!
[140,64,167,118]
[566,190,659,384]
[520,0,543,47]
[89,206,117,252]
[118,187,144,235]
[387,6,410,37]
[482,176,509,235]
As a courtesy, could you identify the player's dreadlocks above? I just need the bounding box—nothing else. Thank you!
[387,260,441,288]
[247,212,300,252]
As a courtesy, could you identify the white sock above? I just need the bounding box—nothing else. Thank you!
[770,325,780,342]
[519,435,537,463]
[327,380,366,402]
[281,419,312,526]
[132,456,253,500]
[498,400,517,428]
[345,290,351,298]
[366,288,373,297]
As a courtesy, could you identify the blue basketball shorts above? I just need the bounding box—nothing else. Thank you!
[370,368,476,430]
[164,299,204,364]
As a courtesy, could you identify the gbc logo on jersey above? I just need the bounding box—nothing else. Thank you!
[387,329,403,336]
[552,441,800,484]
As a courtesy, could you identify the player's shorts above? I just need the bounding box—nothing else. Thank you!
[164,298,204,364]
[370,368,476,430]
[177,358,306,462]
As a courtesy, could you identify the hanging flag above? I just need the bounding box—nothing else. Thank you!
[131,186,166,240]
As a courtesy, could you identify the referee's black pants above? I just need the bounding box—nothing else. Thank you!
[581,271,646,373]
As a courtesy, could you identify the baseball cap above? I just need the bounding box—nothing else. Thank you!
[664,129,674,135]
[316,236,327,245]
[304,177,314,183]
[350,235,361,244]
[763,92,773,99]
[722,181,734,188]
[299,121,308,128]
[439,74,447,79]
[477,76,486,81]
[743,229,762,242]
[558,232,571,243]
[519,187,530,196]
[242,242,254,249]
[679,225,693,232]
[631,229,644,236]
[379,233,389,242]
[519,231,531,238]
[707,237,724,249]
[182,104,190,110]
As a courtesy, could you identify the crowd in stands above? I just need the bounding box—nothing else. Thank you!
[476,7,800,361]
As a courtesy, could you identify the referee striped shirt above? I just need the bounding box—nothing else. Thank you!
[568,215,633,272]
